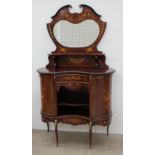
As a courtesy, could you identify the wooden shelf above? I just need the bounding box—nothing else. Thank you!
[58,104,89,117]
[58,102,89,107]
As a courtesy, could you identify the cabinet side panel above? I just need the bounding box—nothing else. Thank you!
[91,75,112,124]
[40,74,54,118]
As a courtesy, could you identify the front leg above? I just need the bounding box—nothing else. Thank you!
[107,124,110,136]
[47,122,50,132]
[89,121,92,149]
[55,120,58,147]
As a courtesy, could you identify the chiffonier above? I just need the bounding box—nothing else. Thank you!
[37,4,115,148]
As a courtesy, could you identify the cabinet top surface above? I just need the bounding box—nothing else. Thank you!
[37,68,115,75]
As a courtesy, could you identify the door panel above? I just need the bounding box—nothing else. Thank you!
[40,75,55,118]
[90,75,112,122]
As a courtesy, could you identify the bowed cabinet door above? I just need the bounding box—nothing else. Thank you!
[40,74,55,122]
[90,74,113,126]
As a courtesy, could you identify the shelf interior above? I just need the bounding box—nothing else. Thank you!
[57,86,89,117]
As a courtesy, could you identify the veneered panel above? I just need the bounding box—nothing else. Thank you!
[91,75,112,123]
[40,75,55,117]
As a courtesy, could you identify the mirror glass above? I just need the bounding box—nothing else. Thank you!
[53,20,100,47]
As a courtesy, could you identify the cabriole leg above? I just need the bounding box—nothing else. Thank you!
[47,122,49,132]
[55,120,58,147]
[89,121,92,149]
[107,124,110,136]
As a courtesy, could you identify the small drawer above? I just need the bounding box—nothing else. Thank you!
[56,74,90,83]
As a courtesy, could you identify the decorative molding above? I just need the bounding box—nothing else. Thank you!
[69,57,85,64]
[57,116,89,125]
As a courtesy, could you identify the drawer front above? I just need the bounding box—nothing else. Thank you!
[57,116,89,125]
[56,74,90,83]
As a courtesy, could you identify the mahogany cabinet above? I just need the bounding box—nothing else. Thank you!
[37,4,115,148]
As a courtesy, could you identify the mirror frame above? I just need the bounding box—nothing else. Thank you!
[47,4,106,53]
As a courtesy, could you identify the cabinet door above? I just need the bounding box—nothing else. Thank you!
[40,74,55,121]
[90,75,112,125]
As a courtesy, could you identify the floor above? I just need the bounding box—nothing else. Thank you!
[32,129,123,155]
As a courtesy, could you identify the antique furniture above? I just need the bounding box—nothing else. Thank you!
[37,4,115,148]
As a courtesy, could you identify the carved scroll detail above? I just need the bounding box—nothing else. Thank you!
[69,58,84,64]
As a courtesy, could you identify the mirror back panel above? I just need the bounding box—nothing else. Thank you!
[53,20,100,48]
[46,5,108,70]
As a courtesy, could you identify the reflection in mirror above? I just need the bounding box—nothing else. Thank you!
[53,20,100,47]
